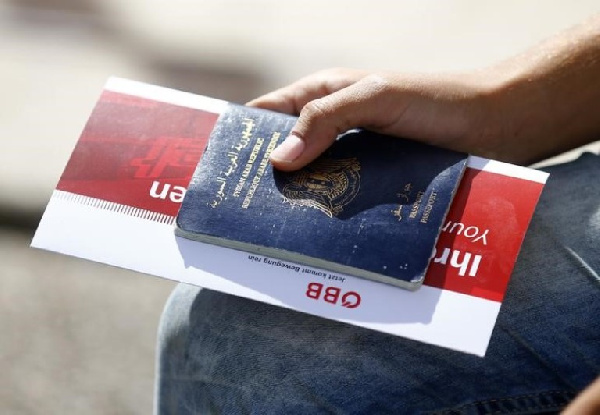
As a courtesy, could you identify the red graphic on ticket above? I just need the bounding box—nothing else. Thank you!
[57,90,219,217]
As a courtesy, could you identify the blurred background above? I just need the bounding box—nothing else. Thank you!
[1,1,599,413]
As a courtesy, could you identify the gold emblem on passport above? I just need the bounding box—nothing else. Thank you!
[281,158,361,217]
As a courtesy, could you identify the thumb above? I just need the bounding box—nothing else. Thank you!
[269,75,402,171]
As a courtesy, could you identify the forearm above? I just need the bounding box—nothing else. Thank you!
[484,14,600,164]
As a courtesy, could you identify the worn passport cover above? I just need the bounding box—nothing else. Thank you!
[176,105,468,290]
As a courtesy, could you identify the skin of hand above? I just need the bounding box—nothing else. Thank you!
[248,15,600,171]
[562,376,600,415]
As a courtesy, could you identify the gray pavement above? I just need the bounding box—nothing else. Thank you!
[1,1,599,414]
[1,228,175,414]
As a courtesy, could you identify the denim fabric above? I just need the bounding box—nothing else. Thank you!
[155,154,600,415]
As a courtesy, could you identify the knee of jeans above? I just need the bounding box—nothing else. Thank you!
[157,284,202,368]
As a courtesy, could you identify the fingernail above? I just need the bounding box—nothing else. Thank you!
[270,134,305,163]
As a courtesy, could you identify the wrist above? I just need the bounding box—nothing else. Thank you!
[475,17,600,165]
[476,66,552,165]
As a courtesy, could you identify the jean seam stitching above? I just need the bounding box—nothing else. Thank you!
[427,389,575,414]
[498,323,577,391]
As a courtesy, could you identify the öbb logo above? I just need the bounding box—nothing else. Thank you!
[306,283,361,309]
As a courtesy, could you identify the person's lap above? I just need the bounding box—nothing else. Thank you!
[155,153,600,414]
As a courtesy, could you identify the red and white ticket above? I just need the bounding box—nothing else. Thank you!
[32,78,548,356]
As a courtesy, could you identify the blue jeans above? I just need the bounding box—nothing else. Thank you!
[155,154,600,414]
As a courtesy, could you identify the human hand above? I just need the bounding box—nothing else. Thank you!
[248,68,497,171]
[563,376,600,415]
[248,17,600,171]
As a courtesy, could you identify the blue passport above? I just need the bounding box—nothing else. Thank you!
[176,104,468,290]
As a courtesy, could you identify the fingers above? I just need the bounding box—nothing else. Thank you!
[250,68,482,171]
[269,74,408,171]
[247,68,369,115]
[562,377,600,415]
